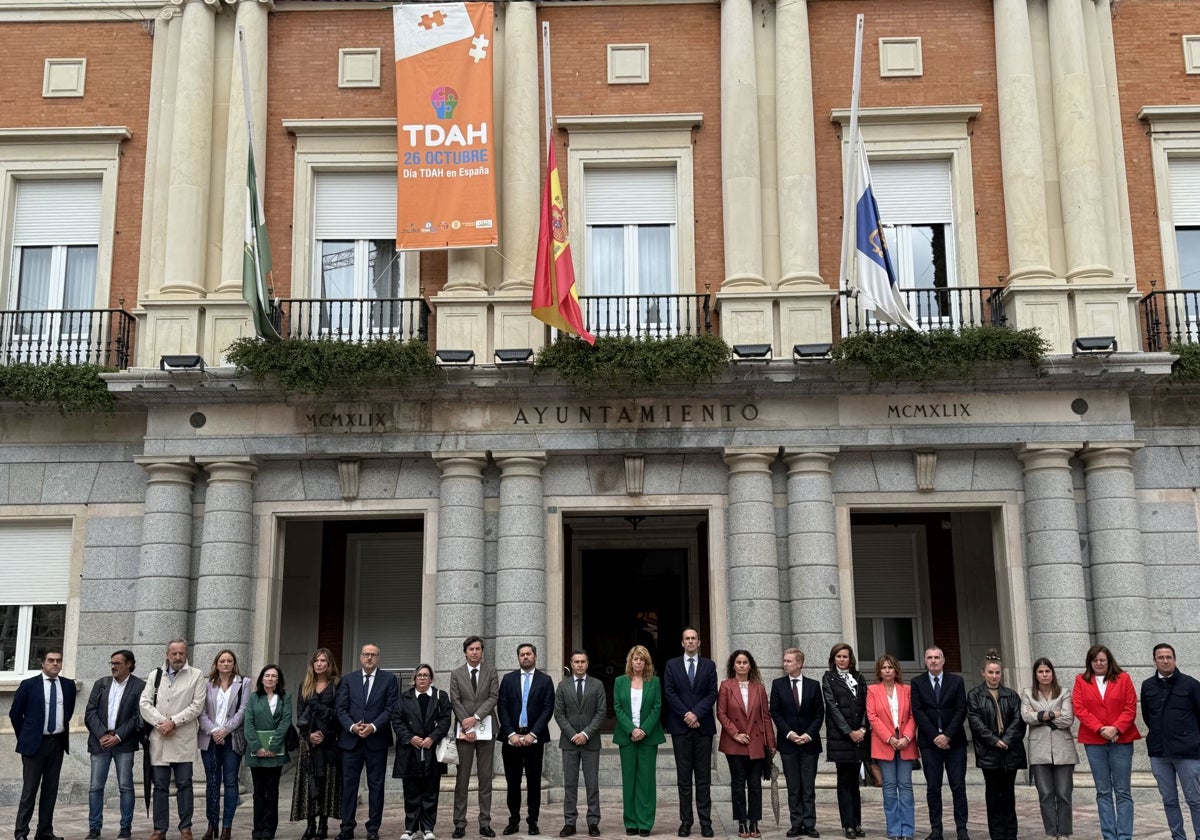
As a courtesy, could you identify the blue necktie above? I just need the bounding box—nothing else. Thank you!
[47,679,58,733]
[519,672,531,728]
[687,658,696,686]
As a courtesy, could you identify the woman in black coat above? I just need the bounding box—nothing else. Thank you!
[966,649,1027,840]
[391,664,453,840]
[821,643,870,840]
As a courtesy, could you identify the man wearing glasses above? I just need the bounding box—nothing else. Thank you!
[336,644,399,840]
[84,650,146,839]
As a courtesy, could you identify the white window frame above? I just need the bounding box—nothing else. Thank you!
[1141,107,1200,291]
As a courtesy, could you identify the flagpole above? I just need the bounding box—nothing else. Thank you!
[542,21,553,152]
[837,14,866,292]
[237,27,265,295]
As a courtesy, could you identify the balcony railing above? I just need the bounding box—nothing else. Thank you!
[0,308,136,368]
[271,297,431,343]
[1141,289,1200,351]
[579,293,713,338]
[843,286,1006,336]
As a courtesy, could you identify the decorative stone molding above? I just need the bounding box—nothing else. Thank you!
[1185,35,1200,74]
[913,449,936,492]
[608,43,649,84]
[43,58,86,98]
[879,37,922,77]
[338,458,361,501]
[339,48,381,88]
[624,454,645,496]
[1013,442,1081,471]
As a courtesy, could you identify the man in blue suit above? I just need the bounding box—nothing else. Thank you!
[336,643,400,840]
[910,646,970,840]
[662,628,718,838]
[9,648,76,840]
[769,648,824,838]
[497,642,555,836]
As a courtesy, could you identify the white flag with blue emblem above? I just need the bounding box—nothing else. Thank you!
[853,140,921,330]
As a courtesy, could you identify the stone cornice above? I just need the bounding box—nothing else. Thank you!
[830,105,982,126]
[283,118,397,137]
[0,126,132,146]
[0,0,164,22]
[556,113,703,133]
[1138,105,1200,133]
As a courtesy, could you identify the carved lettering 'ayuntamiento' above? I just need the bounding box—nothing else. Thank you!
[512,402,760,426]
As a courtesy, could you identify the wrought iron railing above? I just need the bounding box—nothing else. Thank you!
[1140,289,1200,351]
[578,293,713,338]
[843,286,1006,336]
[271,297,431,343]
[0,308,136,368]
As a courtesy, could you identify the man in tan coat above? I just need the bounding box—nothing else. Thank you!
[139,639,207,840]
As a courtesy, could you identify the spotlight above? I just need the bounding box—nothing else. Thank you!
[435,349,476,366]
[732,343,772,361]
[160,354,205,372]
[494,348,534,365]
[1072,336,1117,356]
[792,342,833,361]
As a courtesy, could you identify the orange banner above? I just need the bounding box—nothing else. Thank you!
[393,2,497,250]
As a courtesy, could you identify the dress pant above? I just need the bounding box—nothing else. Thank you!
[340,745,388,834]
[152,762,195,832]
[833,762,862,829]
[980,769,1018,840]
[203,742,244,830]
[502,741,546,826]
[88,750,136,832]
[1030,763,1074,838]
[618,742,658,832]
[919,745,969,834]
[403,769,443,833]
[671,731,714,830]
[562,748,601,827]
[16,734,66,839]
[453,738,495,830]
[250,766,283,839]
[780,751,818,831]
[725,755,764,822]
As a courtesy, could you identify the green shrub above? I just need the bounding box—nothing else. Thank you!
[533,334,732,389]
[0,363,116,414]
[831,326,1048,382]
[226,337,442,397]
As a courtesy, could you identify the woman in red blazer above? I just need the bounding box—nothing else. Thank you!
[717,650,776,840]
[866,655,918,840]
[1072,644,1141,840]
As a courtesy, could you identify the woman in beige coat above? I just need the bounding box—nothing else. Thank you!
[1020,658,1078,840]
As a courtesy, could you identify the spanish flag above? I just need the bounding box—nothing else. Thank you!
[532,141,594,344]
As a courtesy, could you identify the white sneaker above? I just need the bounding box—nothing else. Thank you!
[401,833,412,840]
[426,832,436,840]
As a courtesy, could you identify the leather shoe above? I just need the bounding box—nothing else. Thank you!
[956,834,970,840]
[529,825,540,836]
[787,831,802,838]
[88,832,102,840]
[337,833,354,840]
[368,833,381,840]
[639,833,649,838]
[803,831,820,838]
[503,826,520,837]
[627,832,638,837]
[117,832,131,840]
[844,831,856,840]
[561,828,576,837]
[481,830,496,838]
[701,830,714,838]
[854,830,866,839]
[453,830,466,839]
[588,828,600,838]
[36,835,64,840]
[925,834,943,840]
[677,827,690,838]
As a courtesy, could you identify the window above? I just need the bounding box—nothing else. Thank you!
[344,533,422,686]
[1169,159,1200,291]
[0,522,71,677]
[850,525,930,673]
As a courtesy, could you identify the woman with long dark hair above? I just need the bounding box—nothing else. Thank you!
[392,663,453,840]
[244,664,293,840]
[966,650,1026,840]
[822,643,870,840]
[290,648,343,839]
[1021,657,1077,839]
[717,650,775,839]
[198,650,252,840]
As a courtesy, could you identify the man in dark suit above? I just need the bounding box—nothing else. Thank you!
[496,642,555,835]
[336,643,400,840]
[910,645,970,840]
[553,650,607,837]
[769,648,824,838]
[662,627,719,838]
[449,635,501,839]
[84,649,147,840]
[9,648,76,840]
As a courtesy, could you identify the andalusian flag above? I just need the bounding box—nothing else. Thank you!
[532,141,594,344]
[243,145,279,340]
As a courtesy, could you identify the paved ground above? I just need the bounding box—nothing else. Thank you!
[0,779,1185,840]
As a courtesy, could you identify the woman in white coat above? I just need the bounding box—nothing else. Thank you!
[1020,658,1078,840]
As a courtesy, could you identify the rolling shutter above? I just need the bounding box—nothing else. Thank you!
[0,522,72,604]
[870,159,953,225]
[12,180,102,246]
[314,172,398,240]
[585,167,677,225]
[1170,158,1200,226]
[851,529,919,617]
[350,534,423,670]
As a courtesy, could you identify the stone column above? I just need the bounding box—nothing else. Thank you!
[146,7,183,295]
[132,457,198,666]
[494,452,548,661]
[193,458,258,669]
[445,249,488,294]
[775,0,821,288]
[783,449,841,661]
[720,0,765,289]
[1015,443,1089,668]
[1046,0,1111,282]
[1080,443,1149,664]
[499,1,539,293]
[993,0,1053,283]
[434,453,488,673]
[724,448,782,660]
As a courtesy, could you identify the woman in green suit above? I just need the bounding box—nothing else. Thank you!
[613,645,666,837]
[244,664,293,840]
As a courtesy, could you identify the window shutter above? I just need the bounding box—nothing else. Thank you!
[851,530,919,616]
[585,167,677,225]
[351,534,423,670]
[12,180,102,246]
[1170,158,1200,226]
[870,159,953,225]
[0,522,72,604]
[314,172,398,240]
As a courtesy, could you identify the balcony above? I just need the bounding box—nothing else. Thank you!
[843,286,1006,336]
[271,297,431,342]
[1141,289,1200,351]
[0,308,135,368]
[578,292,714,338]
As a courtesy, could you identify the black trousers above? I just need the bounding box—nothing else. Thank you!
[725,755,764,822]
[920,745,969,834]
[833,762,863,829]
[251,766,283,839]
[780,751,819,830]
[402,770,442,833]
[672,731,714,830]
[340,746,387,834]
[981,769,1018,840]
[501,742,545,826]
[15,735,66,839]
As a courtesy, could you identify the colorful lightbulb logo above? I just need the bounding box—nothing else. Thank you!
[431,86,459,119]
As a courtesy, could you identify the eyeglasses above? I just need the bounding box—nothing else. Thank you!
[361,653,379,658]
[110,662,125,668]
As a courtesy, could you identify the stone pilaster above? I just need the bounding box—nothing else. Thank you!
[1015,443,1090,668]
[1080,443,1149,664]
[720,0,765,289]
[193,458,258,669]
[434,453,488,673]
[132,457,198,666]
[494,452,548,662]
[499,1,539,294]
[783,449,841,662]
[724,448,782,663]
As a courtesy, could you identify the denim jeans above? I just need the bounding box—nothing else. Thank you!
[202,743,243,830]
[1085,742,1134,840]
[1151,756,1200,840]
[878,757,915,839]
[88,751,135,831]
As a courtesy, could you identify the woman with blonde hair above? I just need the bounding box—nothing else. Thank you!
[198,650,252,840]
[613,645,664,837]
[966,650,1026,840]
[291,648,343,839]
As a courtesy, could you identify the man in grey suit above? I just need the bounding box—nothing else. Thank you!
[554,650,606,838]
[450,636,501,839]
